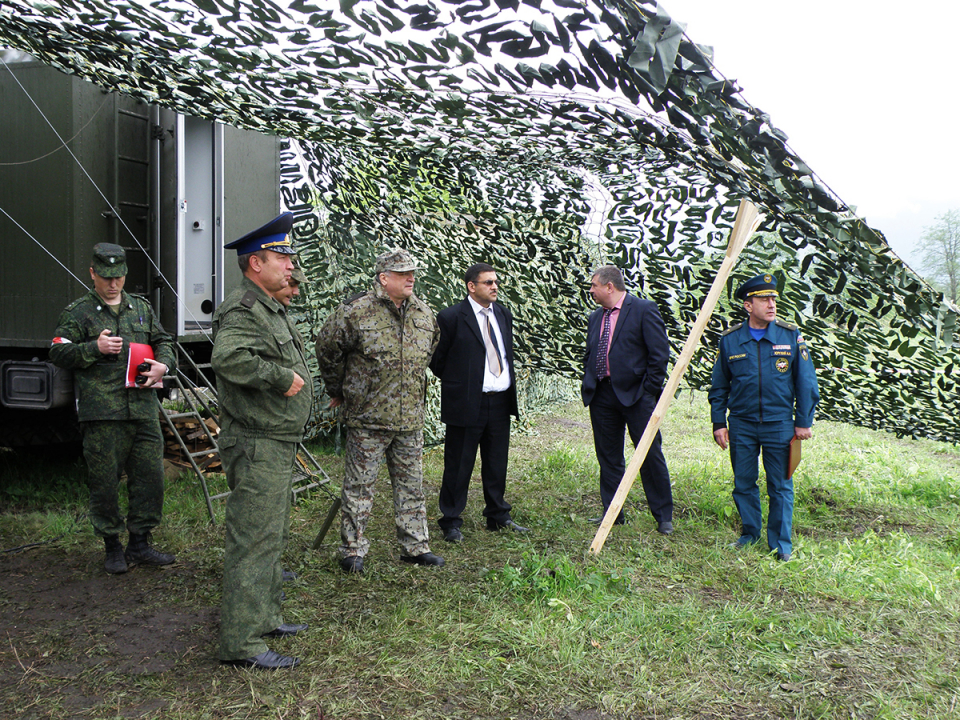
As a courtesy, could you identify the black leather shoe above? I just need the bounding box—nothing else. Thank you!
[728,536,757,550]
[125,534,176,567]
[442,527,463,543]
[223,650,300,669]
[487,519,529,533]
[777,552,791,562]
[340,556,364,574]
[401,552,445,567]
[104,547,128,575]
[589,516,625,526]
[281,569,297,582]
[262,623,308,638]
[657,521,674,535]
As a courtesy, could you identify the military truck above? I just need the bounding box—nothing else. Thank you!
[0,56,281,445]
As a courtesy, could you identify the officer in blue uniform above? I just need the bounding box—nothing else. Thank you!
[708,273,819,561]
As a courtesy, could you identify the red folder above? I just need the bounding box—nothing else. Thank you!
[788,436,802,477]
[126,342,155,388]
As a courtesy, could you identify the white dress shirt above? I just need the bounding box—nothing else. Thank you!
[468,296,512,393]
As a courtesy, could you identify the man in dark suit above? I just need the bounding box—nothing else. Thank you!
[581,265,674,534]
[430,262,528,543]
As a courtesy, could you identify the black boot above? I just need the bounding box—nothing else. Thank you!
[104,535,128,575]
[125,532,176,567]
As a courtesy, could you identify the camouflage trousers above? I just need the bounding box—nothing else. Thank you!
[80,419,164,538]
[341,427,431,559]
[218,434,296,661]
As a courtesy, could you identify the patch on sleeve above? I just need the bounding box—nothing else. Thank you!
[51,337,73,345]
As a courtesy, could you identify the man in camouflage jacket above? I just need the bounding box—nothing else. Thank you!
[316,249,444,573]
[212,212,313,670]
[49,243,176,575]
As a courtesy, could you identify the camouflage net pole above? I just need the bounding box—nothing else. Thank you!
[589,199,762,555]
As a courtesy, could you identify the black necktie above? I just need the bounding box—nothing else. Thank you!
[596,308,612,380]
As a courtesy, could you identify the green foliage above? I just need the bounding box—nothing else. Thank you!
[486,550,631,607]
[913,208,960,304]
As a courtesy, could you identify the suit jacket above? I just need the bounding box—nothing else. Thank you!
[430,298,519,427]
[581,293,670,408]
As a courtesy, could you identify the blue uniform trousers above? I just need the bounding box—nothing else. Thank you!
[728,417,795,555]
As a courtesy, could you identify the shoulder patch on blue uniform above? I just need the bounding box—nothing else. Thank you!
[344,292,367,305]
[774,319,798,331]
[720,322,742,337]
[240,290,258,308]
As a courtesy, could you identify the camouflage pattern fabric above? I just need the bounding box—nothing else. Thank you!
[49,288,175,540]
[315,281,439,432]
[49,289,175,421]
[217,435,296,661]
[212,277,313,441]
[80,419,165,538]
[212,277,313,662]
[340,427,431,559]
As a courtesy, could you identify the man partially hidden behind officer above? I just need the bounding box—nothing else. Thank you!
[709,273,820,562]
[316,248,444,574]
[50,243,176,575]
[212,212,313,669]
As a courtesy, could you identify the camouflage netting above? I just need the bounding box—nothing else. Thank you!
[1,0,957,442]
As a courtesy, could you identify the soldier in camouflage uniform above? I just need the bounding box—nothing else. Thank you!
[212,212,313,670]
[316,249,445,574]
[49,243,176,575]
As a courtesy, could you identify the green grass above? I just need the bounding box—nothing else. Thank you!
[1,393,960,719]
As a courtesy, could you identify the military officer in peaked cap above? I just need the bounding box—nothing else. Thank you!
[211,212,313,669]
[50,243,177,575]
[316,248,444,574]
[708,273,820,562]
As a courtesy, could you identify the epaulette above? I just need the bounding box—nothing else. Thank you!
[240,290,258,308]
[65,297,85,311]
[344,291,367,305]
[720,322,742,336]
[775,319,798,331]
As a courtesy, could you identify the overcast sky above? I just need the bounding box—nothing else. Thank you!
[660,0,958,263]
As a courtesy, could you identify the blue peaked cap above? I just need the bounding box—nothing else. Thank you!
[736,273,780,300]
[225,212,296,255]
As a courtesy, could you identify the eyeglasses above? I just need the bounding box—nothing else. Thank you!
[475,280,499,286]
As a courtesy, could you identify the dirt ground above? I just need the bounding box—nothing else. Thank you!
[0,545,619,720]
[0,545,217,718]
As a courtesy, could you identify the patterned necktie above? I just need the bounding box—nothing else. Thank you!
[482,308,503,376]
[596,308,612,380]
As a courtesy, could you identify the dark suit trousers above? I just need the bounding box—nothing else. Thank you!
[438,391,512,530]
[588,379,673,524]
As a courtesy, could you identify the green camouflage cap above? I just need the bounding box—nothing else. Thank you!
[290,266,307,284]
[91,243,127,278]
[375,248,423,275]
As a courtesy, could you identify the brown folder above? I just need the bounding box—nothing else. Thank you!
[788,436,802,477]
